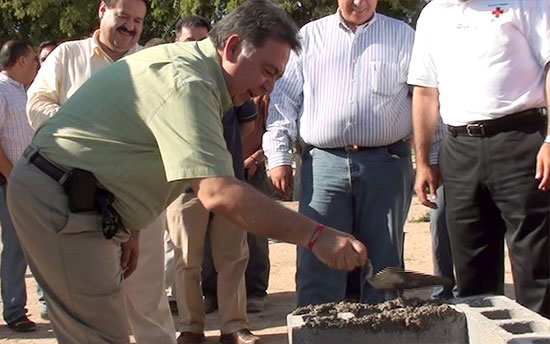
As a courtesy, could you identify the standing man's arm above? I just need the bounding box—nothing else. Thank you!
[26,46,64,130]
[535,64,550,191]
[263,49,303,197]
[412,86,442,209]
[0,145,12,180]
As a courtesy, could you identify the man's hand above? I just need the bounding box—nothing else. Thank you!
[535,143,550,191]
[244,157,258,180]
[414,164,442,209]
[269,165,293,196]
[312,227,367,270]
[121,229,140,278]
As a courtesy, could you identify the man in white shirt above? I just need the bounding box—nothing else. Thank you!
[264,0,419,306]
[0,39,38,333]
[26,0,177,341]
[409,0,549,318]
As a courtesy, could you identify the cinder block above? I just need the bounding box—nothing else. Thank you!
[287,301,468,344]
[452,295,550,344]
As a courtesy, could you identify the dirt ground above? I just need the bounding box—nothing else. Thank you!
[0,197,515,343]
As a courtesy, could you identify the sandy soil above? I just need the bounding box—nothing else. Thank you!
[0,197,515,343]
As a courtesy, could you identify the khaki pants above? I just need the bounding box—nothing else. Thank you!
[7,159,175,343]
[166,192,249,334]
[125,212,176,344]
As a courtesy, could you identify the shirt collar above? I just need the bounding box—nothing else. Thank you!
[335,9,378,33]
[91,30,141,62]
[0,72,26,92]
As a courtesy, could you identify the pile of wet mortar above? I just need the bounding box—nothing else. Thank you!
[293,298,461,332]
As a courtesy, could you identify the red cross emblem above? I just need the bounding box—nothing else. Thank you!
[492,7,504,18]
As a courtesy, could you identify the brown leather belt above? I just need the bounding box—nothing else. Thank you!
[447,108,547,137]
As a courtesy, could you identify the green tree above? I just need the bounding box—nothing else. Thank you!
[0,0,426,47]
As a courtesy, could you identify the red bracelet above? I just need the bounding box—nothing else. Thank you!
[307,224,326,250]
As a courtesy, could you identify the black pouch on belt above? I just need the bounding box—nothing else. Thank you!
[63,169,97,212]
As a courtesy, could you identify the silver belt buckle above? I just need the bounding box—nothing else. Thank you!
[466,124,485,137]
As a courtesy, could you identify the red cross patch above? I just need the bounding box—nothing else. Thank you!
[492,7,505,18]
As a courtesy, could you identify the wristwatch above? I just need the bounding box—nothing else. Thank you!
[545,135,550,144]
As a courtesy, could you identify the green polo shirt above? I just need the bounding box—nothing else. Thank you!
[33,39,235,230]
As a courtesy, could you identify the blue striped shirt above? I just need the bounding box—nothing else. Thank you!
[264,12,416,168]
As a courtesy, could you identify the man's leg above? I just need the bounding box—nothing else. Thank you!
[0,184,30,325]
[209,214,250,334]
[164,231,178,313]
[166,192,209,335]
[429,186,456,299]
[8,160,130,343]
[124,213,176,344]
[351,141,413,304]
[200,232,218,313]
[440,135,506,297]
[297,147,353,306]
[245,164,270,310]
[485,129,549,318]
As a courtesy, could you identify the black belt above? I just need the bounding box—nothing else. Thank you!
[322,141,404,153]
[22,146,70,184]
[447,108,547,137]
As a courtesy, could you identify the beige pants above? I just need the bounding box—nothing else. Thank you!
[124,212,176,344]
[7,159,175,344]
[166,192,249,334]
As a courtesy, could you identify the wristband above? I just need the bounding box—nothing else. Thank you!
[307,224,326,250]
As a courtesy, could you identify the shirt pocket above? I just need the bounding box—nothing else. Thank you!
[369,61,400,96]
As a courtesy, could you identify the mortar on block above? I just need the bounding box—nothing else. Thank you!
[287,298,468,344]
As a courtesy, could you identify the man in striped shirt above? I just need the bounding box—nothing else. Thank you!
[264,0,417,306]
[0,40,38,332]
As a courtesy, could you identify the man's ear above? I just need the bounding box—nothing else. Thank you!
[98,1,107,20]
[223,34,243,64]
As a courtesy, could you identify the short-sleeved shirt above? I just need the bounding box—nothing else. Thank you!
[407,0,550,126]
[33,39,234,230]
[0,73,33,164]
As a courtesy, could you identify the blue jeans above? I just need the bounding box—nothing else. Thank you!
[297,141,413,306]
[0,184,28,323]
[429,186,457,299]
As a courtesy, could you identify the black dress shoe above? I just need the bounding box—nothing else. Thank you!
[219,329,260,344]
[7,315,36,333]
[177,331,205,344]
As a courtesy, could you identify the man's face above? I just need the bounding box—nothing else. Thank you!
[176,26,209,42]
[221,36,291,106]
[338,0,378,27]
[21,48,39,87]
[38,45,55,66]
[98,0,147,56]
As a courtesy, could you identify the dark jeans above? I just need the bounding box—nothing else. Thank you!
[440,126,549,318]
[202,164,271,299]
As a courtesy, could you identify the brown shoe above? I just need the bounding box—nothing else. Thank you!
[219,329,260,344]
[7,315,36,333]
[177,331,205,344]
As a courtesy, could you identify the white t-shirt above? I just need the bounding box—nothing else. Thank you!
[408,0,550,126]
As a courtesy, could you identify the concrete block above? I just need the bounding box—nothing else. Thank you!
[452,295,550,344]
[287,301,468,344]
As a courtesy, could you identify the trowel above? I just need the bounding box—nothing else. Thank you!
[364,261,453,291]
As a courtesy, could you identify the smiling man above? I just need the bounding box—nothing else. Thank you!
[264,0,419,306]
[24,1,179,343]
[7,0,367,343]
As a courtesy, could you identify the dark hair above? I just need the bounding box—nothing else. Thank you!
[176,14,211,33]
[0,40,32,69]
[209,0,301,53]
[102,0,149,13]
[39,40,58,53]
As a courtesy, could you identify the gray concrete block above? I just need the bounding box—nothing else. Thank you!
[452,295,550,344]
[287,304,468,344]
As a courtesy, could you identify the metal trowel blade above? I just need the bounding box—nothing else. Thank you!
[366,266,453,291]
